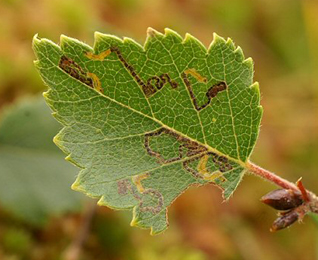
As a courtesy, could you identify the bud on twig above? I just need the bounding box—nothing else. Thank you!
[261,189,303,210]
[261,179,314,231]
[270,210,299,232]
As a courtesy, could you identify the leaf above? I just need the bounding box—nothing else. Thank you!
[32,28,263,234]
[0,96,84,225]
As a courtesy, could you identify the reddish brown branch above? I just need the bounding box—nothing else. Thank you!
[246,162,298,191]
[247,161,318,216]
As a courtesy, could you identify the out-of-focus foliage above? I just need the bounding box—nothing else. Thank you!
[0,0,317,259]
[0,96,83,225]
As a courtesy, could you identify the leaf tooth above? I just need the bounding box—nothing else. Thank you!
[243,57,254,70]
[52,133,60,145]
[94,32,123,44]
[94,31,123,44]
[234,46,245,61]
[183,33,207,51]
[213,32,226,43]
[42,91,48,99]
[97,196,106,206]
[65,154,73,163]
[258,105,264,120]
[249,81,260,92]
[150,226,164,236]
[183,32,194,42]
[66,153,83,168]
[222,170,246,200]
[130,206,167,235]
[144,27,164,49]
[53,133,65,152]
[32,34,59,50]
[32,35,61,63]
[97,196,129,210]
[150,228,156,236]
[93,31,123,52]
[53,129,74,158]
[60,34,77,48]
[208,33,226,52]
[123,37,144,50]
[164,28,183,42]
[225,37,236,51]
[130,206,139,226]
[33,60,40,69]
[249,82,263,125]
[249,82,262,104]
[146,27,163,38]
[60,34,93,53]
[71,178,85,193]
[32,34,41,51]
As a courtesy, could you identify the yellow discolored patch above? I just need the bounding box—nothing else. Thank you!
[132,173,150,193]
[197,154,227,182]
[197,154,210,175]
[85,49,111,61]
[184,68,207,83]
[87,72,103,93]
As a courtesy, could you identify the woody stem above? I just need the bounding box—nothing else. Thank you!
[246,161,299,191]
[247,161,318,214]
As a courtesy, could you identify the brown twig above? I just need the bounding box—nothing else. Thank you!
[247,161,318,215]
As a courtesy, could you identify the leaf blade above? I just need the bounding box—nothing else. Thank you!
[33,29,262,234]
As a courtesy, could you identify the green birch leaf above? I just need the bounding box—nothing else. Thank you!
[32,28,263,234]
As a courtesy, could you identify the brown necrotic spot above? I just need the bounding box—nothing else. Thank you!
[182,70,228,111]
[109,46,178,97]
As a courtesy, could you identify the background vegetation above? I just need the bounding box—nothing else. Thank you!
[0,0,317,259]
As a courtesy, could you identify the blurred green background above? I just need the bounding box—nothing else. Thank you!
[0,0,318,259]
